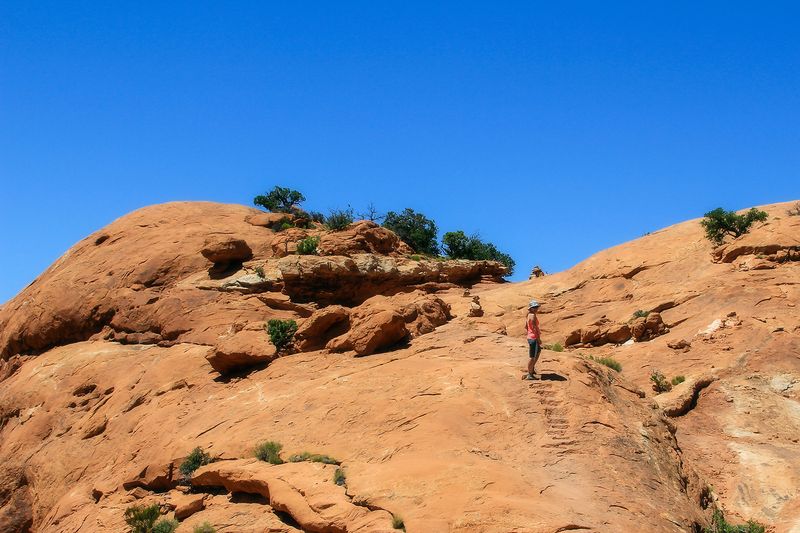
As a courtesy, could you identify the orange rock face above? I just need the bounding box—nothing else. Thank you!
[0,201,798,532]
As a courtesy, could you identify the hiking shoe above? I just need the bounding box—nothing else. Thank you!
[522,373,537,381]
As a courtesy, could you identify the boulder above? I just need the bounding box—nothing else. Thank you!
[200,236,253,264]
[122,461,179,491]
[294,306,351,351]
[207,330,277,374]
[327,310,407,356]
[246,212,294,228]
[172,493,206,520]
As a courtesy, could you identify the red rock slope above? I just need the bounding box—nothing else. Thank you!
[0,201,797,532]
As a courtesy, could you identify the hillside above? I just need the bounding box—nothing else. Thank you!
[0,201,798,532]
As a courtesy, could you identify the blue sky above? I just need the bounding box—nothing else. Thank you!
[1,2,798,303]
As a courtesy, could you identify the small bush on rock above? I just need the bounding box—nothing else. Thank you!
[326,208,355,231]
[441,230,515,275]
[266,319,298,352]
[650,370,672,393]
[152,519,179,533]
[383,208,439,255]
[589,355,622,372]
[333,467,346,486]
[296,236,320,255]
[700,207,768,245]
[288,451,340,464]
[179,447,211,480]
[254,440,284,464]
[671,375,686,386]
[193,523,217,533]
[703,509,765,533]
[254,186,306,213]
[632,310,649,319]
[124,504,161,533]
[391,514,405,531]
[543,342,563,352]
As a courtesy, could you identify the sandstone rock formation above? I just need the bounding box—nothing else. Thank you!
[0,200,798,532]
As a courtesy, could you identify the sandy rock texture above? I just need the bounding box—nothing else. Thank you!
[0,201,798,532]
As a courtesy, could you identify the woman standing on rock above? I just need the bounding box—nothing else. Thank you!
[523,300,541,380]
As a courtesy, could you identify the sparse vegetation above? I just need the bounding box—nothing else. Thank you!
[671,375,686,386]
[650,370,672,393]
[124,504,162,533]
[441,230,516,275]
[333,467,346,486]
[254,186,306,213]
[309,211,326,224]
[278,220,294,232]
[193,523,217,533]
[391,514,405,531]
[410,254,422,261]
[542,342,564,352]
[703,509,765,533]
[288,452,340,465]
[383,208,439,255]
[254,265,265,278]
[589,355,622,372]
[296,236,320,255]
[787,202,800,217]
[254,440,284,464]
[632,309,650,319]
[152,519,179,533]
[179,447,211,480]
[357,202,385,222]
[266,319,298,352]
[326,207,355,231]
[700,207,768,245]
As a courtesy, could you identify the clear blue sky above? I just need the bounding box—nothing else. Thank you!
[1,2,798,303]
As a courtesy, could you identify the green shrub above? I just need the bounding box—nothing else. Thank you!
[254,265,265,278]
[703,509,765,533]
[542,342,564,352]
[632,310,649,319]
[254,186,306,213]
[124,504,161,533]
[333,467,346,486]
[410,254,422,261]
[309,211,326,223]
[441,230,515,275]
[701,207,768,245]
[671,375,686,386]
[266,319,298,351]
[383,208,439,255]
[589,355,622,372]
[179,447,211,479]
[193,523,217,533]
[650,370,672,393]
[391,514,405,530]
[326,208,355,231]
[288,451,340,465]
[296,236,320,255]
[152,519,179,533]
[254,440,284,464]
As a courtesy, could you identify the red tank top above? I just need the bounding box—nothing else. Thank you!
[526,314,540,340]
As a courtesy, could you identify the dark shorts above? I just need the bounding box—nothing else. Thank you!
[528,339,541,359]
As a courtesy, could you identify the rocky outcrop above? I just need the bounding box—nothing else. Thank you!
[317,220,413,257]
[200,236,253,265]
[191,460,396,533]
[564,312,668,347]
[278,254,507,304]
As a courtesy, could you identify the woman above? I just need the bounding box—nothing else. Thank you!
[523,300,541,380]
